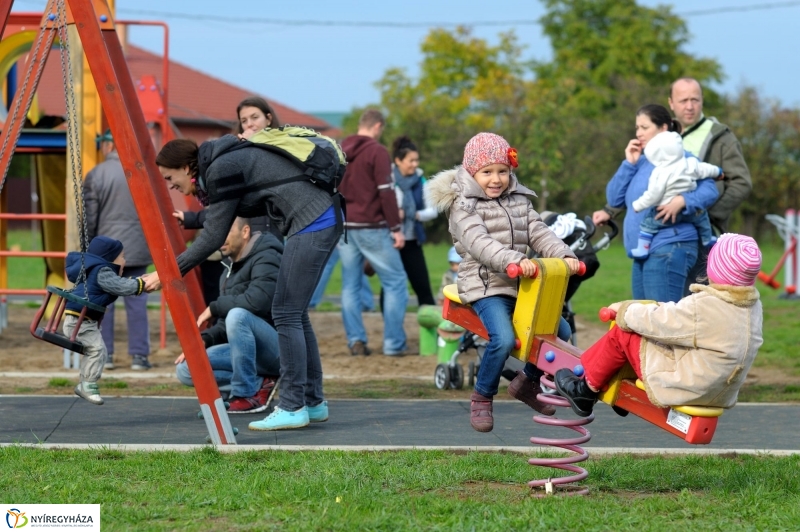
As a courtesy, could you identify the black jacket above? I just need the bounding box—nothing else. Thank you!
[200,232,283,348]
[182,211,283,242]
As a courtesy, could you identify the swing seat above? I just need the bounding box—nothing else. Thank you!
[30,286,105,355]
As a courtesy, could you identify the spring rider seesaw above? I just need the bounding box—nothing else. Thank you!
[441,258,724,496]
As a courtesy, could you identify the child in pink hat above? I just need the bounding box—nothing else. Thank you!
[426,132,581,432]
[555,233,764,417]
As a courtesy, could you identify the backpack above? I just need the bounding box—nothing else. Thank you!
[220,125,348,232]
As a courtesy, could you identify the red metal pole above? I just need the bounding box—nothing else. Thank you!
[67,0,234,444]
[0,0,16,39]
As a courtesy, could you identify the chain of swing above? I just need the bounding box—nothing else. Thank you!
[0,0,90,290]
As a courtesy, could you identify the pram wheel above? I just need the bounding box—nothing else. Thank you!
[434,364,450,390]
[434,363,464,390]
[468,361,477,387]
[450,363,464,390]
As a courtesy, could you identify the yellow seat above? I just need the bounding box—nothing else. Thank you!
[634,380,724,418]
[443,284,462,304]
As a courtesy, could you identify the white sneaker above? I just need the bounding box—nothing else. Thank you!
[74,382,104,405]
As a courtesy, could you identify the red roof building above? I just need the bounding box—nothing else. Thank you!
[35,43,338,143]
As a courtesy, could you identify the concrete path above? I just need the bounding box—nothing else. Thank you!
[1,396,797,452]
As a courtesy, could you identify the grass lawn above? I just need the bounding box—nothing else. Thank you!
[1,447,798,531]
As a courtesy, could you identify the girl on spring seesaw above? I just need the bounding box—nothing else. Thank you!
[555,233,763,417]
[426,133,580,433]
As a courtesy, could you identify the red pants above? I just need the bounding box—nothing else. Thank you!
[580,326,643,390]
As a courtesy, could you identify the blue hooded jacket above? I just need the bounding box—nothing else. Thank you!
[65,236,123,321]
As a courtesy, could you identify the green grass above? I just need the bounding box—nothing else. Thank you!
[47,377,74,388]
[1,447,798,531]
[5,229,46,289]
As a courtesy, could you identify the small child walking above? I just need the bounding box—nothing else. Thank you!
[63,236,147,405]
[630,130,723,258]
[555,233,763,417]
[426,132,580,432]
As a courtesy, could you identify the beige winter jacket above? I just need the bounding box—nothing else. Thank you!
[615,284,763,408]
[425,166,575,304]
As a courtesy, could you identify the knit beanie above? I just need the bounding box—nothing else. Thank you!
[462,132,518,176]
[87,235,124,263]
[706,233,762,286]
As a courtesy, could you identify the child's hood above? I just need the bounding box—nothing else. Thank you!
[643,131,685,167]
[424,165,535,213]
[65,252,119,283]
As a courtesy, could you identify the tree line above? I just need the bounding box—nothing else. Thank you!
[342,0,799,242]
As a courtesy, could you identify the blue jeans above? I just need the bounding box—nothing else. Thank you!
[640,207,714,247]
[100,265,150,357]
[273,224,340,411]
[175,308,280,398]
[339,228,408,354]
[309,245,374,311]
[632,241,699,302]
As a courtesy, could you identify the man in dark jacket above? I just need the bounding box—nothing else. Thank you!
[83,130,153,371]
[174,217,282,414]
[667,77,753,293]
[338,109,408,357]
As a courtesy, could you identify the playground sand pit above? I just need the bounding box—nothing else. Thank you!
[3,303,783,398]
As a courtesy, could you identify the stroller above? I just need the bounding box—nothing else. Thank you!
[433,213,618,390]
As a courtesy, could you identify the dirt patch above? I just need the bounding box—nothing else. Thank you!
[2,303,792,396]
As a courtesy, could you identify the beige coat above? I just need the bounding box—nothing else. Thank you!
[425,166,574,304]
[615,284,763,408]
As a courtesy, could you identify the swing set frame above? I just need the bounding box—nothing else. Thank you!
[0,0,236,444]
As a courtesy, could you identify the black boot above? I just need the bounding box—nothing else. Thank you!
[554,369,598,417]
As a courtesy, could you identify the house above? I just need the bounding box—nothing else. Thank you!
[35,43,338,143]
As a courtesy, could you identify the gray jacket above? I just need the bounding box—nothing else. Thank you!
[426,166,575,304]
[83,151,152,267]
[176,135,332,276]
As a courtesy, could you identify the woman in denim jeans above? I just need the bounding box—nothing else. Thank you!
[592,104,719,303]
[148,133,341,432]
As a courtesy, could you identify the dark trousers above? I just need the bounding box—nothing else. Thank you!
[380,239,436,308]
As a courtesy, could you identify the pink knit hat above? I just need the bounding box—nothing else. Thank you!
[707,233,762,286]
[462,132,519,176]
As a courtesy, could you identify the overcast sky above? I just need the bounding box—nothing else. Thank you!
[13,0,800,113]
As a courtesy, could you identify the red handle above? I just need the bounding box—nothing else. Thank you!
[506,262,538,279]
[577,261,587,276]
[598,307,617,322]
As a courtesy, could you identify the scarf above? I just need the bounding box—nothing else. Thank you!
[393,165,421,241]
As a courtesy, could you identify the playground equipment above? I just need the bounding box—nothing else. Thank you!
[0,0,234,444]
[441,258,723,496]
[758,210,800,299]
[434,216,619,392]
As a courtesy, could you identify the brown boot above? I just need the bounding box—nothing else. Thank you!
[507,371,556,416]
[470,392,494,432]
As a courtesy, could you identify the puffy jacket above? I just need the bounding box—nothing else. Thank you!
[615,283,762,408]
[64,252,120,321]
[425,166,575,304]
[200,232,283,347]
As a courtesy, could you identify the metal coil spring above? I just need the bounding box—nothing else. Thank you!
[528,374,594,497]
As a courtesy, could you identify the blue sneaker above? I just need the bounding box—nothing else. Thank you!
[249,406,309,431]
[307,401,328,423]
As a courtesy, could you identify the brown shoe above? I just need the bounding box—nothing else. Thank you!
[349,341,371,356]
[508,371,556,416]
[470,392,494,432]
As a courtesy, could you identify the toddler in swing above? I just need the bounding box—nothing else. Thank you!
[426,132,580,432]
[555,233,763,417]
[63,236,148,405]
